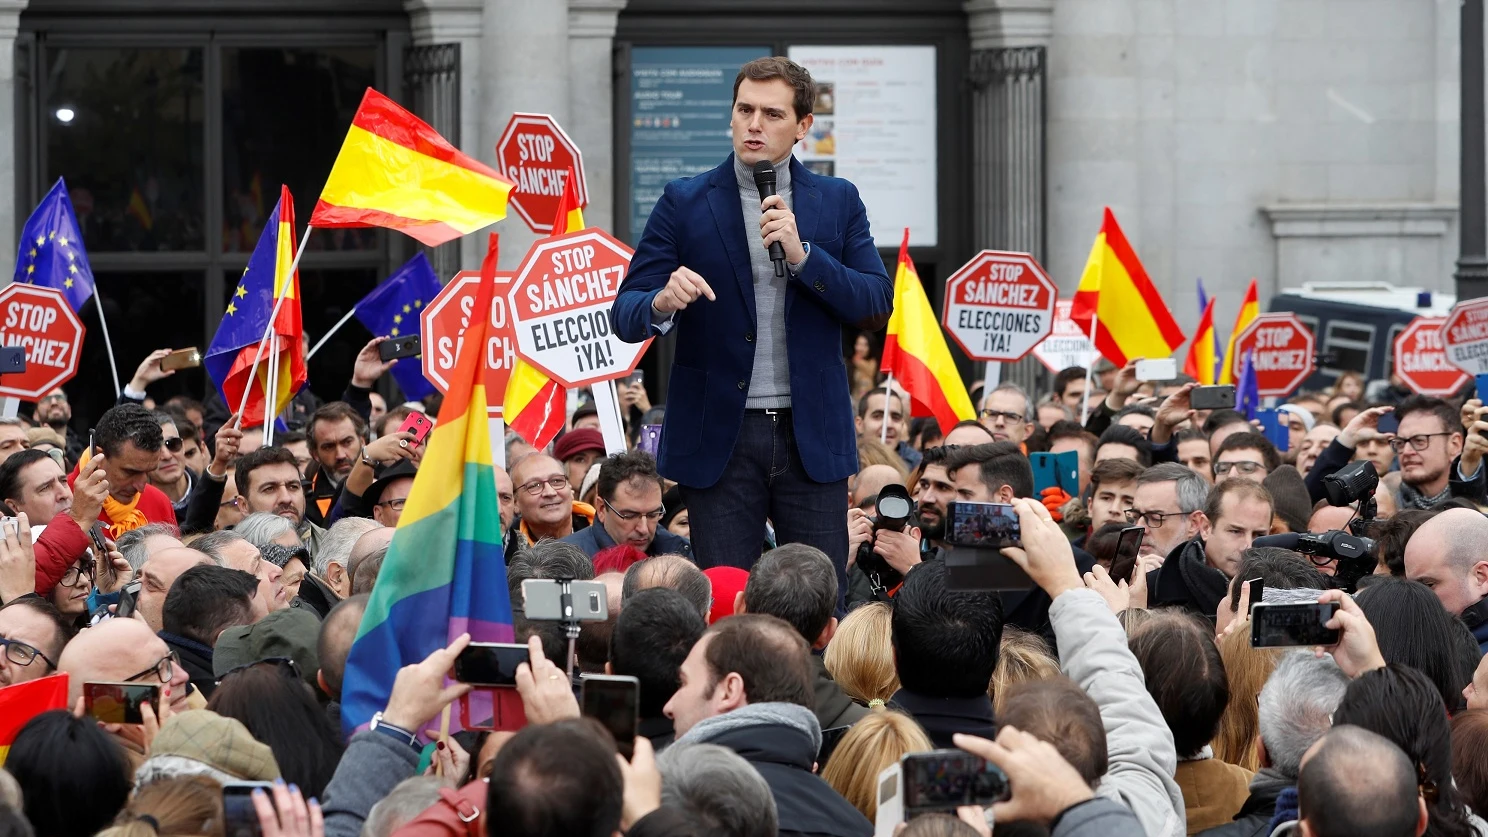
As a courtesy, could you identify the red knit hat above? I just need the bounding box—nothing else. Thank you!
[702,566,750,625]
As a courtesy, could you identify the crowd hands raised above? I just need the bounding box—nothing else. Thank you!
[0,337,1480,837]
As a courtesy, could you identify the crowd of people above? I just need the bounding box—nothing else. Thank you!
[0,328,1482,837]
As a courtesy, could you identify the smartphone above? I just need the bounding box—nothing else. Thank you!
[1134,357,1177,382]
[636,424,662,458]
[159,347,202,372]
[88,522,115,589]
[581,674,640,759]
[1478,373,1488,404]
[1109,525,1145,584]
[1190,384,1237,411]
[625,370,644,387]
[818,725,852,769]
[1029,451,1079,495]
[901,749,1010,816]
[1247,578,1264,616]
[83,681,160,724]
[222,782,275,837]
[1255,409,1290,452]
[1376,411,1400,435]
[378,335,422,362]
[522,578,609,622]
[944,501,1020,549]
[397,411,433,447]
[1250,601,1340,648]
[115,579,141,620]
[452,642,530,687]
[0,347,25,375]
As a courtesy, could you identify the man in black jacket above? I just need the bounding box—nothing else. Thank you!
[1147,477,1274,620]
[666,614,872,837]
[610,588,706,751]
[159,564,262,698]
[1305,397,1486,509]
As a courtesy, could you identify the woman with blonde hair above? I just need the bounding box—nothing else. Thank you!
[824,602,898,705]
[1211,627,1281,771]
[96,776,223,837]
[822,710,933,821]
[857,438,909,483]
[989,628,1061,713]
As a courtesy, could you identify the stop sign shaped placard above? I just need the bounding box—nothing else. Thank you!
[420,270,518,416]
[1394,317,1468,396]
[1231,313,1315,397]
[1441,297,1488,375]
[508,229,649,388]
[495,113,587,235]
[1032,300,1096,373]
[941,250,1057,362]
[0,284,84,400]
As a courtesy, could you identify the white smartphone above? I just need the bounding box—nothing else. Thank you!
[1134,357,1178,382]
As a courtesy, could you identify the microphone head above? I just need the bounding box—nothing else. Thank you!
[752,159,776,187]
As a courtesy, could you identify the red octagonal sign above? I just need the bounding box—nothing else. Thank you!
[508,229,650,388]
[420,269,518,417]
[1231,312,1315,397]
[940,250,1058,362]
[0,284,84,400]
[1394,316,1468,396]
[1441,297,1488,376]
[495,113,587,236]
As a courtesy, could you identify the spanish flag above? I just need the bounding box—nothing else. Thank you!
[0,674,69,763]
[880,229,975,434]
[312,88,514,247]
[1184,296,1219,385]
[1069,208,1185,367]
[1219,278,1259,385]
[503,182,583,450]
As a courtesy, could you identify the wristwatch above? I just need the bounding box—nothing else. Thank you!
[360,450,379,469]
[369,711,418,749]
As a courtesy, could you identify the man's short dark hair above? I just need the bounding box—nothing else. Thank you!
[856,388,904,420]
[1202,409,1249,437]
[1204,477,1274,525]
[0,598,73,663]
[95,404,163,457]
[276,429,307,446]
[1114,403,1156,422]
[1175,427,1208,446]
[1045,422,1097,458]
[234,446,302,497]
[1298,725,1422,837]
[733,56,816,119]
[941,442,1033,499]
[1089,457,1143,492]
[703,614,814,709]
[997,676,1107,785]
[486,718,623,837]
[595,451,664,504]
[1052,367,1087,399]
[1096,425,1152,467]
[1395,394,1461,437]
[621,555,710,622]
[1216,432,1281,473]
[307,402,368,443]
[1225,547,1329,613]
[742,544,837,643]
[0,449,55,504]
[891,560,1004,699]
[1127,610,1229,759]
[610,588,707,718]
[161,565,258,645]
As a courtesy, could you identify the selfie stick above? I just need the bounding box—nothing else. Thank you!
[555,577,582,680]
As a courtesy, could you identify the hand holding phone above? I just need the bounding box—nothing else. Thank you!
[159,347,202,372]
[222,782,276,837]
[378,335,422,362]
[1250,601,1340,648]
[84,681,160,724]
[397,411,433,447]
[582,674,640,759]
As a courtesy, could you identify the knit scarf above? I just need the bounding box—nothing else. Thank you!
[1398,479,1451,511]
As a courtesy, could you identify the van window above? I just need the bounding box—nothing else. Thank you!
[1322,321,1375,380]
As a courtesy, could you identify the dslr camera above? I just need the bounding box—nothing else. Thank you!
[1317,460,1382,591]
[856,484,914,594]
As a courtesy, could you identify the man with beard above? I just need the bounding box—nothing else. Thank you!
[234,447,324,558]
[303,402,368,528]
[35,388,83,464]
[69,404,177,536]
[1307,397,1485,509]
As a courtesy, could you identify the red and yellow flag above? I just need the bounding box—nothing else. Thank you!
[311,88,514,247]
[880,229,975,434]
[1069,208,1185,367]
[0,674,69,763]
[1184,297,1219,385]
[1218,278,1259,385]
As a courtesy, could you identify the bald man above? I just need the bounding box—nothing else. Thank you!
[943,422,995,447]
[135,547,214,633]
[621,554,712,622]
[1404,508,1488,650]
[852,464,904,508]
[348,527,393,594]
[59,616,192,716]
[1296,725,1427,837]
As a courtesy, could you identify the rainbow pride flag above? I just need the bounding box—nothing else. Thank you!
[340,233,513,739]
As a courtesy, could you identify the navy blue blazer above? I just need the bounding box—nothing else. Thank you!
[611,155,893,489]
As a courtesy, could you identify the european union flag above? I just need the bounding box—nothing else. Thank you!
[353,253,441,401]
[1237,349,1261,420]
[16,178,95,312]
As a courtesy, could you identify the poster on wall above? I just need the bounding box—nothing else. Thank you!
[786,45,938,248]
[628,46,771,243]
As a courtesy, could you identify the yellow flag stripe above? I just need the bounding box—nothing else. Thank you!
[1086,239,1185,361]
[886,262,975,419]
[399,383,493,529]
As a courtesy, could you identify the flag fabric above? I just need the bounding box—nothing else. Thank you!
[16,178,96,312]
[341,232,513,739]
[1068,208,1186,367]
[126,187,153,231]
[0,674,69,763]
[312,88,515,248]
[1184,297,1219,385]
[1197,278,1221,383]
[354,253,442,401]
[1219,278,1259,385]
[879,229,976,434]
[205,186,307,429]
[554,166,586,235]
[1236,350,1261,420]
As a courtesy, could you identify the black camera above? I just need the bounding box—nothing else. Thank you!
[1323,461,1379,509]
[1254,529,1377,593]
[857,484,914,593]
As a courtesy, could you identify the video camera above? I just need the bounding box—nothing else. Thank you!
[1303,460,1382,591]
[857,484,914,594]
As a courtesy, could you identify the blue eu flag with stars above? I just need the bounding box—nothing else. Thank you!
[353,253,441,401]
[16,178,95,312]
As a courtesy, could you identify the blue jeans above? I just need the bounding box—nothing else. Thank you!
[681,410,849,601]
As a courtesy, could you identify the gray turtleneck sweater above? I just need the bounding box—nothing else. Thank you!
[734,155,798,408]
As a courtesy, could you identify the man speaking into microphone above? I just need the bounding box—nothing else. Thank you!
[612,56,892,585]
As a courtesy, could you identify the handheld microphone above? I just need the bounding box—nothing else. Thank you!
[752,159,787,277]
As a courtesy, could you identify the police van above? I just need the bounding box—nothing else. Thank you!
[1268,282,1455,391]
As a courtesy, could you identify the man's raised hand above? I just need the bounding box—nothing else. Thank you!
[651,267,715,315]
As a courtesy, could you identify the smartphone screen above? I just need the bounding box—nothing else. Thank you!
[944,502,1020,549]
[222,782,274,837]
[581,675,640,759]
[115,580,141,620]
[1246,578,1264,616]
[901,750,1009,813]
[451,642,529,687]
[1109,525,1144,584]
[84,682,159,724]
[1478,373,1488,404]
[1251,602,1340,648]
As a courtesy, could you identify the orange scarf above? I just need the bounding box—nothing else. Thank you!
[78,448,148,537]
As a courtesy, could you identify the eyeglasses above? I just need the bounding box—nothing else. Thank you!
[376,498,407,512]
[60,559,95,587]
[601,499,665,522]
[0,638,55,670]
[124,650,180,684]
[1214,461,1264,476]
[1388,433,1453,453]
[219,656,302,683]
[161,437,183,453]
[38,394,66,405]
[517,476,569,496]
[979,409,1025,424]
[1124,508,1185,528]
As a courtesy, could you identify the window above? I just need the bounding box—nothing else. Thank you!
[1322,320,1375,381]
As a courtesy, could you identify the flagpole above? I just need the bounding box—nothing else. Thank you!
[880,374,894,444]
[235,225,313,427]
[307,306,358,360]
[1081,316,1099,422]
[265,338,278,447]
[91,293,121,397]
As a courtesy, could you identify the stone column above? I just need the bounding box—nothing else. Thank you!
[965,0,1053,49]
[567,0,626,234]
[0,0,30,283]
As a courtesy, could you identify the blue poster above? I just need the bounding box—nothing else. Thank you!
[628,46,770,243]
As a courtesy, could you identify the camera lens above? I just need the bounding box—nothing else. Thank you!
[878,496,911,518]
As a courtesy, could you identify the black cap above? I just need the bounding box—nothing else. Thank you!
[366,459,419,508]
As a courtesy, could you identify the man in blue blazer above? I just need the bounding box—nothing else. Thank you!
[611,56,893,588]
